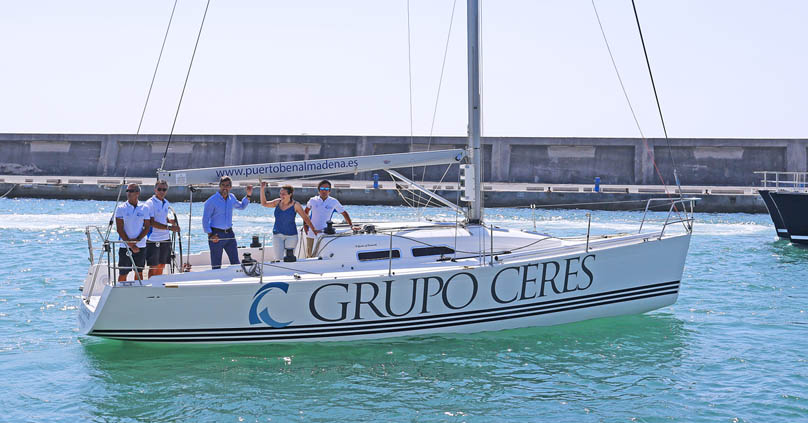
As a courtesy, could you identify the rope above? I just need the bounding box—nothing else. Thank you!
[630,0,684,198]
[590,0,671,189]
[389,175,418,209]
[138,0,178,136]
[420,0,458,184]
[160,0,212,172]
[103,0,180,242]
[418,163,454,209]
[0,184,15,199]
[590,0,682,218]
[519,198,655,209]
[405,0,421,207]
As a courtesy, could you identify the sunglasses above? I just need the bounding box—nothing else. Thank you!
[156,187,168,192]
[319,187,331,191]
[220,184,232,188]
[126,189,140,193]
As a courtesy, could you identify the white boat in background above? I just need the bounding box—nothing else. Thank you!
[78,0,696,343]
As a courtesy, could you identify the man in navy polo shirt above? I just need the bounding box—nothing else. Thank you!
[115,183,151,282]
[202,176,253,269]
[144,180,179,277]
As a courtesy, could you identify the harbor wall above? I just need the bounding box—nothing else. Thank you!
[0,175,767,213]
[1,133,806,186]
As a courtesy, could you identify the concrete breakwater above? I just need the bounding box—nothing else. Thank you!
[0,175,766,213]
[1,133,806,187]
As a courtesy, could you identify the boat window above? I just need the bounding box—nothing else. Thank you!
[357,250,401,261]
[412,246,455,257]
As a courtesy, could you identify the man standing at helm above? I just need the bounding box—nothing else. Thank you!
[115,183,150,282]
[144,180,179,277]
[202,176,253,269]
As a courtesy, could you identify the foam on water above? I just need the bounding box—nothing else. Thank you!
[0,206,771,238]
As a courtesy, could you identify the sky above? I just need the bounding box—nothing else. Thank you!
[0,0,806,138]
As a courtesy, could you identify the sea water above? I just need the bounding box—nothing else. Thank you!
[0,198,806,422]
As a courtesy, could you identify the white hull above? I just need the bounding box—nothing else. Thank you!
[79,225,690,343]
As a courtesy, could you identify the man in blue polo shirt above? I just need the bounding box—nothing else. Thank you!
[115,183,151,282]
[202,176,253,269]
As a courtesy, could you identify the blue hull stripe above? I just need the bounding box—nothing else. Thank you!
[90,280,680,342]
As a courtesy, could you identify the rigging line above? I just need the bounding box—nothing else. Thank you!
[590,0,671,195]
[137,0,179,136]
[419,163,454,209]
[160,0,212,172]
[630,0,668,139]
[389,174,417,209]
[104,0,180,242]
[420,0,459,184]
[519,198,651,209]
[630,0,684,216]
[0,184,15,199]
[590,0,644,139]
[629,0,683,191]
[405,0,422,208]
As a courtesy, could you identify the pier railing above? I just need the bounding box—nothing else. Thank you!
[754,171,808,192]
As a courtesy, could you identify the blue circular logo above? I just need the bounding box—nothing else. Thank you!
[248,282,293,328]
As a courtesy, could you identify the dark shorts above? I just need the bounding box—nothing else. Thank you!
[146,241,172,266]
[118,247,146,276]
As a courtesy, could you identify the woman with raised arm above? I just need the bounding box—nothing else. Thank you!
[260,181,318,262]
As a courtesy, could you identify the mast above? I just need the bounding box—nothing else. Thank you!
[466,0,483,223]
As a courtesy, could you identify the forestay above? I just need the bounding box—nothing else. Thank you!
[157,149,466,186]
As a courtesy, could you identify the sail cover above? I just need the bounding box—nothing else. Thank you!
[157,149,466,185]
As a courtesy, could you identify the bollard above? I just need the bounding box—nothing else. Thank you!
[594,177,601,193]
[373,173,379,189]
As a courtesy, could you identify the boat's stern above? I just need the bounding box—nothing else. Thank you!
[78,263,112,335]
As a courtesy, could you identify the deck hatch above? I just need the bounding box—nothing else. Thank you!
[411,246,455,257]
[357,250,401,261]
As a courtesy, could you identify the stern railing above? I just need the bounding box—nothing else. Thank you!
[638,197,698,238]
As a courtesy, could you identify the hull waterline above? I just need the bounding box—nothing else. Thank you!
[770,191,808,245]
[759,190,789,239]
[79,231,691,344]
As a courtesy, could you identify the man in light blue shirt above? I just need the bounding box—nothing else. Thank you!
[202,176,253,269]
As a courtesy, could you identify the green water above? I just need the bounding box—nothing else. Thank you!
[1,198,806,422]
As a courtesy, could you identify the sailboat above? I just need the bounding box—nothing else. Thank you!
[78,0,695,343]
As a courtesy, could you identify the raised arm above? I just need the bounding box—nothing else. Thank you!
[235,185,253,210]
[295,202,318,235]
[260,182,281,208]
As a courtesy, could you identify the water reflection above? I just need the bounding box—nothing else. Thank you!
[79,313,687,419]
[768,238,808,264]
